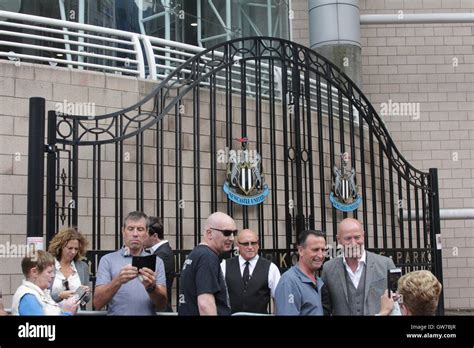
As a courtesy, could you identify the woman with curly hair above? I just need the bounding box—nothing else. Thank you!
[48,228,91,304]
[397,270,442,315]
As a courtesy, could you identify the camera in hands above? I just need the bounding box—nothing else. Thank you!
[74,287,90,306]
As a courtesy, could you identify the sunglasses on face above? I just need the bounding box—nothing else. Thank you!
[239,241,259,247]
[209,227,237,237]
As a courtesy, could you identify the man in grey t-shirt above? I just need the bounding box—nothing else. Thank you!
[93,211,167,315]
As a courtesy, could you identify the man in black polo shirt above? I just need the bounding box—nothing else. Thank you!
[221,229,281,314]
[178,212,236,316]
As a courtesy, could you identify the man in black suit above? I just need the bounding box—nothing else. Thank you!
[144,217,175,312]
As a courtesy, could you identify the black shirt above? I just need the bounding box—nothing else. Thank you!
[178,245,231,316]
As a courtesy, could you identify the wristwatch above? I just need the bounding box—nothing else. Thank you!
[146,283,156,293]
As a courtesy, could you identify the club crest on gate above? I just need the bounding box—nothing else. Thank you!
[223,137,269,206]
[330,152,362,212]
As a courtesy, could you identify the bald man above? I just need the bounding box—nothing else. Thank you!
[178,212,237,316]
[220,229,281,314]
[321,218,396,315]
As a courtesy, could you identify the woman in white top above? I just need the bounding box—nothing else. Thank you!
[48,228,91,305]
[11,250,78,315]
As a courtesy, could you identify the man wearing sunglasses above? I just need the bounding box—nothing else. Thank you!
[178,212,236,316]
[221,229,280,314]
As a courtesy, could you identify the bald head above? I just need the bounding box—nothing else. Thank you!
[237,229,259,261]
[202,212,236,254]
[204,212,236,232]
[337,218,365,260]
[237,229,257,240]
[338,218,364,236]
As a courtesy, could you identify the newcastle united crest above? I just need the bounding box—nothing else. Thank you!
[329,153,362,212]
[223,138,269,206]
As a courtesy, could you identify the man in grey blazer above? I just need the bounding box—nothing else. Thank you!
[321,218,395,315]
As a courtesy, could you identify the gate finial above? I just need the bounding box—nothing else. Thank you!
[236,137,248,149]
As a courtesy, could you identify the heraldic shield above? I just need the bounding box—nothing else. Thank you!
[223,138,269,206]
[330,153,362,212]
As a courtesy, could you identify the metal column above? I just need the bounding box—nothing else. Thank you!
[26,97,46,242]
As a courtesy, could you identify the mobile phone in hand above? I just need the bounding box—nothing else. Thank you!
[132,254,156,272]
[388,268,402,297]
[74,287,89,305]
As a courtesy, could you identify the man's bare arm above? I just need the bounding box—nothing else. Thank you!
[197,293,217,315]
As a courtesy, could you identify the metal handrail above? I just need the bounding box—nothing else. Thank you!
[0,10,145,77]
[0,10,358,123]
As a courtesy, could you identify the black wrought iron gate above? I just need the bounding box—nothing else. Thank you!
[27,37,443,312]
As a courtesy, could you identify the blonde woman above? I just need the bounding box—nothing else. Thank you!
[397,270,442,315]
[379,270,442,316]
[48,228,91,304]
